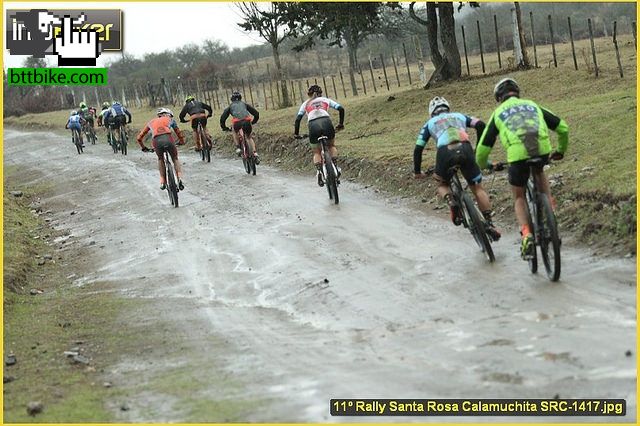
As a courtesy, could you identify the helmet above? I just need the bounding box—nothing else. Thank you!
[157,107,173,117]
[79,101,86,108]
[307,85,322,96]
[493,77,520,102]
[428,96,450,116]
[70,110,78,116]
[102,102,110,109]
[230,91,242,101]
[112,101,121,106]
[185,95,195,103]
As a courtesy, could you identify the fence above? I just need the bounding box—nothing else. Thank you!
[59,12,636,111]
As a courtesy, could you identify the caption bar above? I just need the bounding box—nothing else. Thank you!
[330,399,626,416]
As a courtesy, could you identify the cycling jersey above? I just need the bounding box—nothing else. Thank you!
[220,101,259,129]
[179,100,212,122]
[66,115,83,130]
[296,97,341,122]
[136,116,184,147]
[103,104,131,123]
[416,112,482,149]
[476,97,569,169]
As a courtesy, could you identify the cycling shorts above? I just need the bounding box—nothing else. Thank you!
[232,119,252,136]
[508,154,549,187]
[152,134,178,161]
[308,116,335,145]
[434,142,482,186]
[191,116,208,130]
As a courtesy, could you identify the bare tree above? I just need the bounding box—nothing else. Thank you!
[513,2,531,68]
[236,2,296,107]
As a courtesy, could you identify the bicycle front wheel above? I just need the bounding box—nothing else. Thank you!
[525,182,538,274]
[538,194,561,281]
[461,193,494,262]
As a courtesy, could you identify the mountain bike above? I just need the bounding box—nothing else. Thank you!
[71,128,83,154]
[148,148,180,208]
[448,164,495,262]
[297,134,340,204]
[197,120,212,163]
[226,127,257,175]
[83,121,97,145]
[493,160,561,281]
[118,125,128,156]
[107,125,119,153]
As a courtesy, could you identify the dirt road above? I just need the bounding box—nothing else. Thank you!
[4,129,636,422]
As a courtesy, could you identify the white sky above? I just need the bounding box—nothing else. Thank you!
[3,2,262,69]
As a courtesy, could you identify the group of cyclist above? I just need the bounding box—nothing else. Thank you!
[66,77,567,260]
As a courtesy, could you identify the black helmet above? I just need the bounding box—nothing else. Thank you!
[231,91,242,101]
[307,85,322,96]
[493,77,520,102]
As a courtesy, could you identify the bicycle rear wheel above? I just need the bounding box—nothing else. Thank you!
[199,127,211,163]
[461,193,494,262]
[538,193,561,281]
[323,150,339,204]
[242,140,252,174]
[525,182,538,273]
[166,158,179,208]
[120,128,128,155]
[74,130,83,154]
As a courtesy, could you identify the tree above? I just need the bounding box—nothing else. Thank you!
[409,2,473,82]
[289,3,399,96]
[237,2,298,107]
[23,56,47,68]
[513,2,531,68]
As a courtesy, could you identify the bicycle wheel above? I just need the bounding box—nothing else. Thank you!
[323,150,339,204]
[525,182,538,273]
[120,128,128,155]
[199,127,210,163]
[538,194,561,281]
[242,141,251,174]
[74,130,83,154]
[166,159,179,208]
[461,193,494,262]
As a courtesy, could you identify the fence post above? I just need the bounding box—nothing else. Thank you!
[548,15,557,67]
[588,18,599,77]
[461,25,470,75]
[358,66,367,95]
[289,80,295,105]
[261,82,268,110]
[613,21,624,78]
[268,81,275,110]
[331,75,339,99]
[297,80,305,103]
[494,15,502,69]
[530,11,538,68]
[566,17,578,70]
[368,59,378,93]
[391,52,401,87]
[147,81,155,107]
[339,70,347,98]
[380,54,390,90]
[214,89,220,111]
[402,42,412,85]
[321,74,328,97]
[632,21,637,48]
[476,20,485,73]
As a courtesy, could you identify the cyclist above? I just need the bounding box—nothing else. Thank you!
[178,95,213,152]
[65,110,86,147]
[476,77,568,259]
[414,96,500,240]
[293,85,345,187]
[220,91,260,164]
[78,102,96,130]
[136,107,186,191]
[97,102,113,145]
[103,101,132,142]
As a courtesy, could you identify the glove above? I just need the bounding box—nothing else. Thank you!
[222,127,231,132]
[207,114,212,118]
[180,119,187,123]
[127,120,132,124]
[550,151,564,161]
[141,146,150,152]
[252,120,258,125]
[335,124,344,131]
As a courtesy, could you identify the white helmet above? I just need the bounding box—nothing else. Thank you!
[157,107,173,117]
[428,96,450,116]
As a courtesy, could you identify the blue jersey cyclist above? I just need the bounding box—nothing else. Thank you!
[65,110,86,146]
[414,96,500,240]
[103,101,132,131]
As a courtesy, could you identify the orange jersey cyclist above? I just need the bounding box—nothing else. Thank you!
[179,95,213,152]
[294,85,345,187]
[220,91,260,164]
[137,107,186,191]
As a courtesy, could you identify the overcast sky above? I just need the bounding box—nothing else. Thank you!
[3,1,261,68]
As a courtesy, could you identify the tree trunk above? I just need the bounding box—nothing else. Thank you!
[438,2,462,79]
[425,3,444,71]
[345,30,359,96]
[514,2,531,68]
[272,44,291,108]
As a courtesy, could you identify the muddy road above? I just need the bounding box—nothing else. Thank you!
[4,129,636,422]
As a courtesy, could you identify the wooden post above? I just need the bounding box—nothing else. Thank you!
[494,15,502,69]
[290,80,296,105]
[261,82,268,110]
[358,66,367,95]
[548,15,557,67]
[588,18,599,77]
[461,25,470,75]
[530,11,538,68]
[632,21,637,48]
[380,54,390,90]
[268,81,275,109]
[476,20,485,73]
[214,89,220,111]
[402,42,412,85]
[391,52,401,87]
[368,59,377,93]
[331,75,339,99]
[613,21,624,78]
[339,70,347,98]
[297,80,305,103]
[567,17,578,70]
[321,75,328,97]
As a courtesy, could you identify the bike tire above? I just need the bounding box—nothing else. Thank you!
[538,193,561,282]
[250,156,256,176]
[323,150,339,204]
[525,182,539,274]
[242,140,251,174]
[461,193,494,262]
[166,160,179,208]
[120,128,128,155]
[74,130,83,154]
